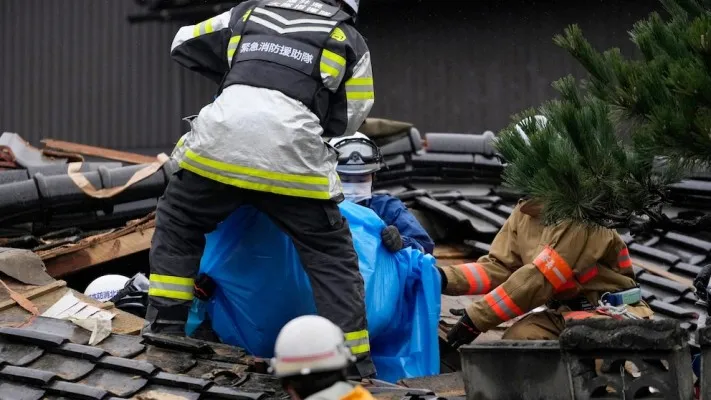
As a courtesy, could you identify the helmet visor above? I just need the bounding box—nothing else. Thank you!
[333,138,382,175]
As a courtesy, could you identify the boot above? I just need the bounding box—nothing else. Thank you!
[142,304,188,337]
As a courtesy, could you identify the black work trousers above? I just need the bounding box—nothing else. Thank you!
[148,169,374,376]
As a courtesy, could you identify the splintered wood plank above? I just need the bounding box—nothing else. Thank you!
[0,280,67,312]
[36,214,155,260]
[43,227,154,277]
[41,139,157,164]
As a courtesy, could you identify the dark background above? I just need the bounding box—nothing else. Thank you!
[0,0,657,153]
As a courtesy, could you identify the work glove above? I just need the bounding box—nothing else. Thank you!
[381,225,403,253]
[447,312,480,349]
[193,274,216,301]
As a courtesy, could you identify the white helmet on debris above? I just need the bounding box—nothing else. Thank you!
[270,315,355,378]
[84,274,130,302]
[514,115,548,145]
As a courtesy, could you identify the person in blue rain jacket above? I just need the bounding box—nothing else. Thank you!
[329,133,434,255]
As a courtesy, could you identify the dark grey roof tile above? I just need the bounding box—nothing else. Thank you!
[46,380,109,400]
[494,204,514,217]
[0,338,44,366]
[454,201,507,227]
[28,353,95,381]
[142,333,215,356]
[79,368,148,397]
[55,342,107,362]
[637,272,691,295]
[22,317,90,345]
[647,299,700,320]
[0,365,56,386]
[629,243,681,266]
[95,333,146,358]
[205,385,269,400]
[663,231,711,253]
[134,384,201,400]
[96,356,157,377]
[134,346,197,374]
[184,359,249,379]
[151,371,211,391]
[671,262,704,278]
[0,379,44,400]
[654,242,707,265]
[0,327,67,348]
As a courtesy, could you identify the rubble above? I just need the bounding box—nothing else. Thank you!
[0,126,710,398]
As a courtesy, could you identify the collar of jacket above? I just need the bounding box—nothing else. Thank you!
[518,198,543,217]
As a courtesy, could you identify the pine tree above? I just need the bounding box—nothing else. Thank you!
[494,0,711,232]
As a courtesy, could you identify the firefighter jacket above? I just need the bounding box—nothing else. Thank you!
[169,0,375,201]
[305,382,375,400]
[440,200,652,333]
[362,194,435,254]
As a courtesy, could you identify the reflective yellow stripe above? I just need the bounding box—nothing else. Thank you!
[344,330,369,341]
[322,49,346,67]
[148,288,194,301]
[346,92,375,100]
[347,77,373,86]
[185,149,328,185]
[180,161,331,200]
[149,274,194,286]
[320,62,340,78]
[350,344,370,355]
[205,18,214,34]
[176,136,185,148]
[229,36,241,45]
[193,24,200,37]
[243,9,253,21]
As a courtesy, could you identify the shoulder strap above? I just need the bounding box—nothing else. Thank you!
[215,5,259,96]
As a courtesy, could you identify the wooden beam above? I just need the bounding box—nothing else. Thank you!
[43,227,154,278]
[37,214,155,261]
[0,280,67,312]
[41,139,157,164]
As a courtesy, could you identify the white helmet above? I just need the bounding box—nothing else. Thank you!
[84,274,130,302]
[329,132,383,175]
[342,0,359,15]
[270,315,355,378]
[514,115,548,145]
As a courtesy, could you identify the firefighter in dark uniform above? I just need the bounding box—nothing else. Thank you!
[146,0,376,378]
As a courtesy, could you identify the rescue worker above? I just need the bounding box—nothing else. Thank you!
[271,315,375,400]
[329,133,435,254]
[440,199,654,348]
[147,0,376,378]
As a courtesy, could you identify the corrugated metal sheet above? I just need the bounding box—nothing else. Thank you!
[0,0,657,151]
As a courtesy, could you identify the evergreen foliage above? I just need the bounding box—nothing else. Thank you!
[494,0,711,231]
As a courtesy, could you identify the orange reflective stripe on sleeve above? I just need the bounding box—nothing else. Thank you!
[556,280,577,292]
[576,264,599,283]
[457,263,492,295]
[484,287,524,321]
[532,246,574,290]
[618,247,632,269]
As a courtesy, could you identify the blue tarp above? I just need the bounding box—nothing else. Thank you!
[195,201,441,382]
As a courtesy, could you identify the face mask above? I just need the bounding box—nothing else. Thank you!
[342,181,372,204]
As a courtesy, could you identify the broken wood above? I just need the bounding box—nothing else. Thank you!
[0,278,39,315]
[37,213,155,260]
[0,280,66,312]
[634,259,695,290]
[41,138,157,164]
[43,226,155,277]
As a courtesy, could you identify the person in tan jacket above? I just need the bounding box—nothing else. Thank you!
[441,199,653,348]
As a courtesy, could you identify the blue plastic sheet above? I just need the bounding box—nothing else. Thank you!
[196,201,441,382]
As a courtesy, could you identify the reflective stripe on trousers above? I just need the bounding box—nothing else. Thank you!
[344,330,370,356]
[148,274,194,301]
